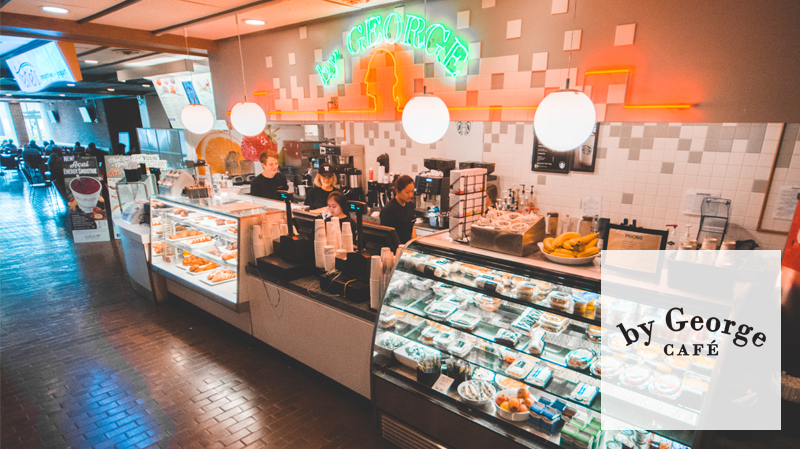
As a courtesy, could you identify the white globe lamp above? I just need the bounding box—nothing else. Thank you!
[533,89,596,151]
[230,102,266,136]
[402,94,450,144]
[180,104,214,135]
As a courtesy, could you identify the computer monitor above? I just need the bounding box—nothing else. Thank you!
[361,221,400,255]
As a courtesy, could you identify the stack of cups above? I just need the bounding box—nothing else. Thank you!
[380,247,394,299]
[324,245,336,272]
[370,255,382,310]
[271,223,281,243]
[341,222,354,251]
[251,224,266,260]
[326,222,337,248]
[261,220,273,255]
[314,219,327,268]
[331,217,342,249]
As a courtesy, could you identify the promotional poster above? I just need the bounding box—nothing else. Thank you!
[64,155,109,243]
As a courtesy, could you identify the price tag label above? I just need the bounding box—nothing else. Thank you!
[431,375,455,394]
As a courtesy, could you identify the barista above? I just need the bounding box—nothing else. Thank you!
[250,152,288,200]
[380,174,417,244]
[305,163,340,210]
[325,191,357,245]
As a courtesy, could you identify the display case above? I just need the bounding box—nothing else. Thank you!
[371,237,695,449]
[149,195,278,311]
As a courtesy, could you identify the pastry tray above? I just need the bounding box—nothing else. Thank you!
[198,269,237,285]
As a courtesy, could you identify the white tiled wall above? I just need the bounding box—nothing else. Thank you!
[335,121,800,251]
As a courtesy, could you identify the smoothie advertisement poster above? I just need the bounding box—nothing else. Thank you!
[64,155,110,243]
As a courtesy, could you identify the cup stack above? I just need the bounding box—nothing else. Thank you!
[324,245,335,272]
[271,223,281,242]
[251,224,266,260]
[314,219,326,240]
[330,217,342,249]
[261,220,273,255]
[326,222,337,248]
[341,221,354,251]
[380,247,394,299]
[314,219,327,269]
[370,255,382,310]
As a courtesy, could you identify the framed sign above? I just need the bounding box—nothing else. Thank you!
[531,133,570,174]
[602,224,668,282]
[570,124,599,172]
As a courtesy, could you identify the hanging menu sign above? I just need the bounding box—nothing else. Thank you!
[531,133,570,173]
[64,155,110,243]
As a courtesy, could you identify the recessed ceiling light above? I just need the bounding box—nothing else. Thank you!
[84,60,98,64]
[67,83,75,86]
[244,19,265,25]
[42,6,69,14]
[59,94,66,97]
[142,84,149,87]
[107,88,115,91]
[5,94,11,97]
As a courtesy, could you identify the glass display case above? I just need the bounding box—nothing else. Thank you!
[371,238,695,449]
[149,195,276,311]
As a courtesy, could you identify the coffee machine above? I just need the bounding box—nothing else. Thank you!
[317,143,366,202]
[415,158,456,229]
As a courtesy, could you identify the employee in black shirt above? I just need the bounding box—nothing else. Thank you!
[305,163,339,210]
[325,191,357,246]
[380,174,417,244]
[250,152,288,200]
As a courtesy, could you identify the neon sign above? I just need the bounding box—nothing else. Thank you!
[346,13,469,77]
[315,50,341,86]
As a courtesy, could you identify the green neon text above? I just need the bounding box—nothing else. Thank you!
[315,49,341,86]
[342,13,468,78]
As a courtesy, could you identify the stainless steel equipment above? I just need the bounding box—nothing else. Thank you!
[415,158,456,229]
[157,169,195,197]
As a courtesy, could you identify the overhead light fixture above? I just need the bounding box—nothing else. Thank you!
[179,28,214,135]
[42,6,69,14]
[60,94,66,97]
[533,0,595,151]
[230,15,266,136]
[5,94,11,97]
[244,19,265,25]
[67,83,75,87]
[142,84,149,87]
[84,60,98,64]
[401,0,450,144]
[107,88,115,91]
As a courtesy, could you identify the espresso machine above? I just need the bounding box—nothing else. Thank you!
[415,158,456,229]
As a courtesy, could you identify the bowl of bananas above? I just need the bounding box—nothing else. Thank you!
[538,232,600,265]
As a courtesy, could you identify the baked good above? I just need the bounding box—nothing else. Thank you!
[528,329,546,356]
[620,365,652,389]
[494,329,521,348]
[590,356,624,377]
[514,282,540,301]
[152,243,164,255]
[208,270,235,283]
[547,291,573,312]
[566,348,596,369]
[189,236,212,245]
[169,230,189,240]
[495,375,525,390]
[222,251,237,261]
[378,312,396,328]
[649,374,682,400]
[225,242,237,251]
[586,325,602,342]
[538,313,567,333]
[420,326,440,345]
[474,294,501,311]
[226,219,236,225]
[228,227,237,234]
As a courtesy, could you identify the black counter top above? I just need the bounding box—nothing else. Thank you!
[245,264,378,322]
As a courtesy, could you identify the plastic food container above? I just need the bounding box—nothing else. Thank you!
[513,282,541,301]
[378,311,396,328]
[447,311,481,331]
[566,348,597,370]
[420,326,441,345]
[457,380,496,406]
[448,338,474,357]
[620,365,653,389]
[590,356,624,377]
[526,365,553,387]
[586,325,602,342]
[528,328,546,356]
[547,291,573,313]
[569,382,598,406]
[539,313,567,333]
[424,301,459,321]
[433,331,456,350]
[572,295,588,315]
[607,332,632,352]
[474,294,502,311]
[505,359,536,379]
[394,342,439,369]
[494,328,521,348]
[472,367,495,383]
[374,332,408,359]
[649,374,683,400]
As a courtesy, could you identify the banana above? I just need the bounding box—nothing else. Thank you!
[562,241,574,250]
[555,232,581,247]
[553,249,576,258]
[579,232,599,244]
[543,237,555,252]
[586,238,598,249]
[577,247,600,258]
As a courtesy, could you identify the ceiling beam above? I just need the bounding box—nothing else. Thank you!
[151,0,277,36]
[0,13,219,53]
[77,0,145,24]
[76,46,108,57]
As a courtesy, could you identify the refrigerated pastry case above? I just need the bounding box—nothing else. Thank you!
[149,195,281,316]
[370,236,697,449]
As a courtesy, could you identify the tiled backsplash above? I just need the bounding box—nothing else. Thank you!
[335,121,800,251]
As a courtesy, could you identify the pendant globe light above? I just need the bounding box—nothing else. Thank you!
[179,28,214,135]
[230,14,266,136]
[402,0,450,144]
[533,0,595,151]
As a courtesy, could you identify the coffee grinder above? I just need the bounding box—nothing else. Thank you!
[415,158,456,229]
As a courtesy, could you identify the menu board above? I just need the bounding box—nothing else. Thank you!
[148,72,216,130]
[531,133,570,173]
[64,155,110,243]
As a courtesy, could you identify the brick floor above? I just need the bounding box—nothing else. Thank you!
[0,172,393,448]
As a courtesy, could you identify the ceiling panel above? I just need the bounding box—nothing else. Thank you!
[91,0,227,31]
[1,0,122,21]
